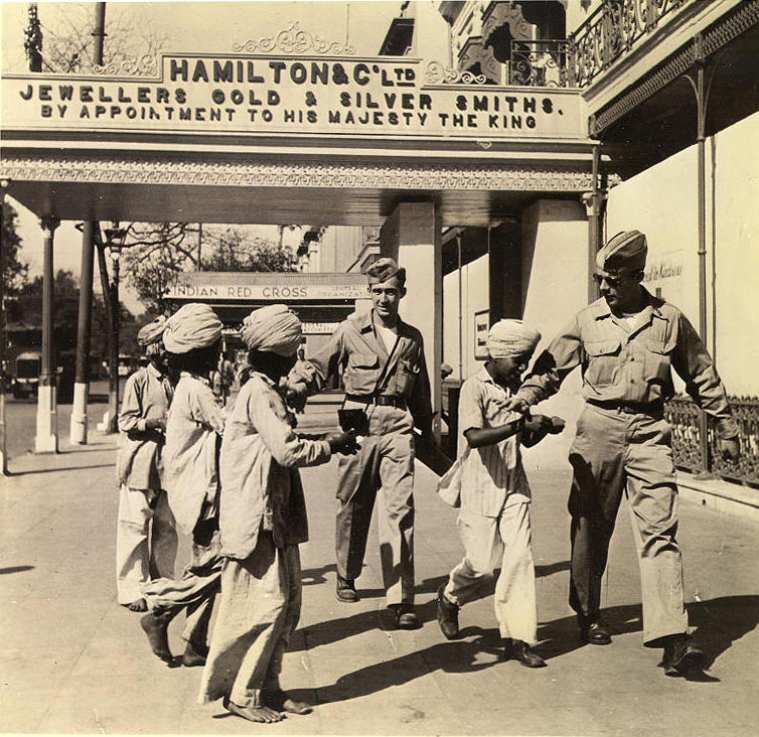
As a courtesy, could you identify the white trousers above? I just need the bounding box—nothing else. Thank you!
[116,485,178,604]
[445,500,537,644]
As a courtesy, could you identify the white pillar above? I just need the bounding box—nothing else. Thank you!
[35,215,60,454]
[380,201,443,439]
[69,383,88,444]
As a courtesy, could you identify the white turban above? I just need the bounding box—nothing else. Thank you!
[163,303,223,354]
[486,319,541,359]
[241,304,302,357]
[137,315,167,347]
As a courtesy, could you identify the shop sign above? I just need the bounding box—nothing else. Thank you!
[166,280,368,300]
[302,322,340,334]
[3,54,585,141]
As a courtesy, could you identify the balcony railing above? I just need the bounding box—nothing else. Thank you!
[509,40,572,87]
[665,394,759,487]
[568,0,691,88]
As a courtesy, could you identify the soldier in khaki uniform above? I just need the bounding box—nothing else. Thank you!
[290,258,433,629]
[509,230,740,677]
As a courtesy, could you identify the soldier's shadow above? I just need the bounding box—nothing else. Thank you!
[536,595,759,670]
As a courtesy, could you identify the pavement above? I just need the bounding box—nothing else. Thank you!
[2,394,759,736]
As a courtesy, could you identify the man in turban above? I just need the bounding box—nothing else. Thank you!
[140,303,226,667]
[115,315,177,612]
[507,230,740,677]
[435,320,563,667]
[198,305,357,723]
[288,257,434,629]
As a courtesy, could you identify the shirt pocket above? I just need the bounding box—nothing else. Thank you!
[584,339,621,387]
[394,357,421,397]
[346,351,381,393]
[643,338,675,390]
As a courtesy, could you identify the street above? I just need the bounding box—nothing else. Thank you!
[2,396,758,736]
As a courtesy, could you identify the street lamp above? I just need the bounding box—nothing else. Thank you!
[103,221,127,434]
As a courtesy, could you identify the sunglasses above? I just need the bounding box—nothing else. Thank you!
[593,273,626,288]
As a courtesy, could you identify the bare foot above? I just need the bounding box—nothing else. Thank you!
[264,689,313,715]
[224,699,284,723]
[123,599,148,612]
[182,641,208,668]
[140,612,173,663]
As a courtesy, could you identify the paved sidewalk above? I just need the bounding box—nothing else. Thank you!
[1,423,758,736]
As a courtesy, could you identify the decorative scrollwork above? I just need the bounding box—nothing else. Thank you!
[92,54,159,78]
[424,61,488,85]
[510,40,571,88]
[233,22,355,56]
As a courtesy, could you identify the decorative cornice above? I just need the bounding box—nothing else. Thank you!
[233,22,355,56]
[0,154,594,193]
[91,54,159,77]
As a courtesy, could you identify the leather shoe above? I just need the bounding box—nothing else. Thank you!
[504,638,547,668]
[389,603,419,629]
[579,621,612,645]
[661,634,706,677]
[436,585,460,640]
[336,575,359,603]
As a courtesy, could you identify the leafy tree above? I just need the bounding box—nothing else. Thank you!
[2,201,29,297]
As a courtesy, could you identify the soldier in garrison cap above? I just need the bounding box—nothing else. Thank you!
[288,257,433,630]
[507,230,739,677]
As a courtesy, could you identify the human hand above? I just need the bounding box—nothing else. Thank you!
[719,437,740,461]
[503,396,530,414]
[523,414,553,434]
[285,381,309,413]
[145,417,166,431]
[325,430,360,455]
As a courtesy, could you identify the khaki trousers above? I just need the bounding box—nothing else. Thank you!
[335,405,415,606]
[142,519,222,646]
[116,485,177,605]
[568,404,688,645]
[198,534,301,707]
[445,500,537,644]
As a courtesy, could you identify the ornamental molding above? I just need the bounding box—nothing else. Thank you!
[233,22,355,56]
[91,54,159,78]
[1,154,594,193]
[424,61,488,85]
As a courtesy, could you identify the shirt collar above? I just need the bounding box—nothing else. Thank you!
[180,370,210,386]
[354,309,409,336]
[146,362,165,380]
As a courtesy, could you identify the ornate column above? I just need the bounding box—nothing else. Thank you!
[35,215,60,453]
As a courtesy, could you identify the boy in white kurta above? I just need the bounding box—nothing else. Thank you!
[140,303,226,667]
[199,305,357,724]
[436,320,564,667]
[115,316,177,611]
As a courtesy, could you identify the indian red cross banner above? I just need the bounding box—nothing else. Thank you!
[2,53,586,141]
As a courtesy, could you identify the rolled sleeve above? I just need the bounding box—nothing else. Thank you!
[458,379,485,436]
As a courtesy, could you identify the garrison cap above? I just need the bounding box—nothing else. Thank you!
[365,257,406,287]
[595,230,648,275]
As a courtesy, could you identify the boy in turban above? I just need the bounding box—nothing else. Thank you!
[436,320,564,667]
[140,303,226,668]
[116,315,177,612]
[198,305,357,723]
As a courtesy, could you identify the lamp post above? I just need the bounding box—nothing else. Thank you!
[104,221,127,434]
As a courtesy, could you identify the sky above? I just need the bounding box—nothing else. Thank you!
[1,0,405,314]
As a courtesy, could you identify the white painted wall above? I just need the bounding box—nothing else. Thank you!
[606,111,759,395]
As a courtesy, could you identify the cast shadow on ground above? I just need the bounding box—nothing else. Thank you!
[301,563,336,586]
[13,463,115,477]
[0,565,35,575]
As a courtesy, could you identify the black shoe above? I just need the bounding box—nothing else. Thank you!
[579,618,612,645]
[504,638,547,668]
[436,585,460,640]
[336,575,359,603]
[389,603,419,629]
[661,634,706,677]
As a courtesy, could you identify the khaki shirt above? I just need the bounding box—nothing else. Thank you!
[457,367,530,518]
[518,291,738,437]
[163,372,226,535]
[116,364,172,490]
[301,310,433,434]
[219,372,332,559]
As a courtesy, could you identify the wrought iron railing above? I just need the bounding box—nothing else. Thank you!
[510,40,572,87]
[665,394,759,487]
[569,0,692,88]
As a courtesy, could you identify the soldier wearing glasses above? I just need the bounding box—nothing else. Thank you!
[289,258,433,629]
[508,230,740,677]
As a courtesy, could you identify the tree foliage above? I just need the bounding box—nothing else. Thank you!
[122,224,300,312]
[2,201,29,297]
